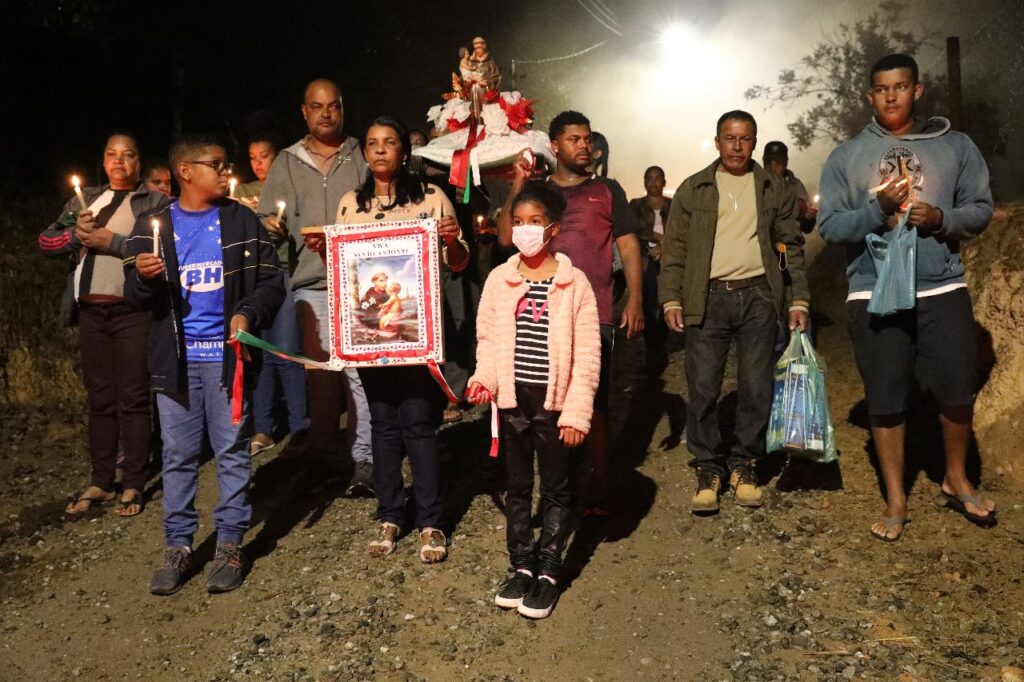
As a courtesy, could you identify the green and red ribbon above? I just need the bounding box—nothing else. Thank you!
[228,330,459,425]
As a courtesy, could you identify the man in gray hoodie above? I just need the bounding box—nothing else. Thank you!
[819,54,996,541]
[258,79,373,492]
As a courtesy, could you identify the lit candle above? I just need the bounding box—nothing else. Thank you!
[868,177,908,194]
[71,175,87,211]
[476,214,484,230]
[813,194,820,206]
[275,200,286,221]
[228,177,238,199]
[151,218,160,257]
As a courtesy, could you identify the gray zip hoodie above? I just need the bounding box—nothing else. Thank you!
[258,136,368,290]
[818,116,993,296]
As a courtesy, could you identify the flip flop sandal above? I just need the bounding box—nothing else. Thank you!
[870,515,907,542]
[939,491,998,527]
[65,490,115,520]
[368,522,400,556]
[115,491,145,517]
[419,528,448,564]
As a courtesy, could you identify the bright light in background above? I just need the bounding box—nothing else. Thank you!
[659,23,697,65]
[643,21,737,108]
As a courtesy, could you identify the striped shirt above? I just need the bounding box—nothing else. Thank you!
[514,277,554,386]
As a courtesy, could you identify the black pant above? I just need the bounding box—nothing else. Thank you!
[502,383,575,570]
[642,257,667,353]
[684,282,778,477]
[358,365,445,529]
[79,303,151,492]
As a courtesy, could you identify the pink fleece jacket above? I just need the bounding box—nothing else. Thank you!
[469,252,601,433]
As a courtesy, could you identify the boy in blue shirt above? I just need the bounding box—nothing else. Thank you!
[124,135,284,594]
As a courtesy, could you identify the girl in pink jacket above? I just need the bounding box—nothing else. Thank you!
[467,184,601,619]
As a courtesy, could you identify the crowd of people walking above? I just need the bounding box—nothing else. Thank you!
[40,52,996,618]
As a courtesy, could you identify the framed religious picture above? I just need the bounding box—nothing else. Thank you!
[322,218,445,369]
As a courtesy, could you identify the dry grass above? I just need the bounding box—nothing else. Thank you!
[0,194,83,407]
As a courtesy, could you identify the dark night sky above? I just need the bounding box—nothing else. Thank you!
[5,0,1023,199]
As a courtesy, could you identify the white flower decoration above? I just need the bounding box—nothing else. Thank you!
[481,103,510,136]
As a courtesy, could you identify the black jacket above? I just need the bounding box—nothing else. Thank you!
[122,199,284,400]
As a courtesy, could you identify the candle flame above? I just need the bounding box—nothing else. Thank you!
[71,175,81,188]
[868,177,908,194]
[813,194,820,204]
[150,218,160,229]
[276,200,286,209]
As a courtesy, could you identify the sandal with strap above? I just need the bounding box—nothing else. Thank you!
[368,522,400,556]
[870,515,908,542]
[64,489,115,520]
[115,490,145,517]
[939,490,997,528]
[419,528,448,564]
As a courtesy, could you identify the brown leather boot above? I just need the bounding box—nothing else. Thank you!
[730,463,764,508]
[691,468,722,514]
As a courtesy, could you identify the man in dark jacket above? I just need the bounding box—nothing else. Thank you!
[124,134,284,596]
[660,110,809,515]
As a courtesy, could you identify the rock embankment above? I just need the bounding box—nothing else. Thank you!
[964,203,1024,487]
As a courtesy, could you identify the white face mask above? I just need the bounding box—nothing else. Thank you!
[512,222,553,257]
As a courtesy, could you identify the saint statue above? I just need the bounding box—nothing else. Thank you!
[455,36,502,117]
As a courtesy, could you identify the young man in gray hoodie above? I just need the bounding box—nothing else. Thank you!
[819,54,996,541]
[257,79,373,493]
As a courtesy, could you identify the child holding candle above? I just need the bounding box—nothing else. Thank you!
[466,183,601,619]
[123,134,284,595]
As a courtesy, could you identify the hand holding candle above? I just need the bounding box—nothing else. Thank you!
[151,218,161,257]
[71,175,87,211]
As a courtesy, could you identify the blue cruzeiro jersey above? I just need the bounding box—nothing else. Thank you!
[170,202,225,362]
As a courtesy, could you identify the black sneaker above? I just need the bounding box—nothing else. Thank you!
[207,541,248,594]
[518,575,559,619]
[150,546,192,596]
[495,569,535,609]
[346,460,375,496]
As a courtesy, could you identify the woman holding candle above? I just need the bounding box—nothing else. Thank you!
[39,132,169,519]
[305,115,468,562]
[233,133,308,456]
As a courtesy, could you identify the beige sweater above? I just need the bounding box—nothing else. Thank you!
[470,253,601,433]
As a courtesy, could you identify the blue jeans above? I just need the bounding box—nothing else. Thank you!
[253,273,309,435]
[358,365,445,529]
[156,361,252,547]
[293,288,372,464]
[684,281,778,477]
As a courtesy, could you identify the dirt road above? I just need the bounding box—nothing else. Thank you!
[1,243,1022,682]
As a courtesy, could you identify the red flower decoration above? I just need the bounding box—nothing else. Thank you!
[498,97,536,134]
[446,117,470,133]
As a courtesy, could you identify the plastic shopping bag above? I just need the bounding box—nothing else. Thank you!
[766,330,838,463]
[865,211,917,316]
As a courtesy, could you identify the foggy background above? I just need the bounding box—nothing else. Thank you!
[4,0,1022,201]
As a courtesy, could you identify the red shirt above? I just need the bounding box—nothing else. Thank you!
[547,176,640,324]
